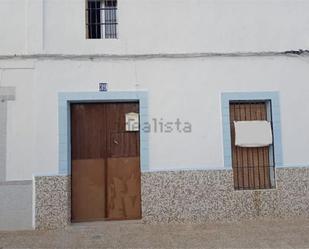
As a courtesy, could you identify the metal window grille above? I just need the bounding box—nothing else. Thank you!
[229,101,276,190]
[86,0,118,39]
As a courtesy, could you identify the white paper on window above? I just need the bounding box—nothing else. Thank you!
[234,120,273,147]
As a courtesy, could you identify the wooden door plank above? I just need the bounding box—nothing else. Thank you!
[71,104,107,160]
[72,159,106,222]
[71,104,108,222]
[105,102,141,220]
[107,157,141,220]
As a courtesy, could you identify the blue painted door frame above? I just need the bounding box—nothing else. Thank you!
[58,91,149,175]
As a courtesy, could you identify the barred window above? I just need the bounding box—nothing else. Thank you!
[86,0,118,39]
[229,101,275,190]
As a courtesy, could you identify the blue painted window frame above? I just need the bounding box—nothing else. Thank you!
[221,91,283,168]
[58,91,149,175]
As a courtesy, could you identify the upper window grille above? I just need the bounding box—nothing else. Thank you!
[86,0,118,39]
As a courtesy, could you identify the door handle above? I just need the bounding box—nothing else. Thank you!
[113,140,119,145]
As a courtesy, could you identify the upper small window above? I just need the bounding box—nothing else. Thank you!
[86,0,118,39]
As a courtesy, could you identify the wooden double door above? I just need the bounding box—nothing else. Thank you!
[71,102,141,222]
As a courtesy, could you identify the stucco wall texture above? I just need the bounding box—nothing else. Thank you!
[34,167,309,230]
[0,181,32,231]
[1,56,309,180]
[1,0,309,55]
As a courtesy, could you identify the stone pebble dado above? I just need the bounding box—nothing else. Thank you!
[35,175,71,230]
[34,167,309,229]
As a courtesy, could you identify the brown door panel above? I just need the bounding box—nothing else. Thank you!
[107,157,141,220]
[71,159,106,222]
[71,104,107,159]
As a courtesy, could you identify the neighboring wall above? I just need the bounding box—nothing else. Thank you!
[0,181,33,231]
[0,87,15,181]
[0,62,35,181]
[0,100,7,181]
[0,0,309,55]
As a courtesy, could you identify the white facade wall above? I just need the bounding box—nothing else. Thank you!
[0,56,308,180]
[0,0,309,180]
[0,0,309,55]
